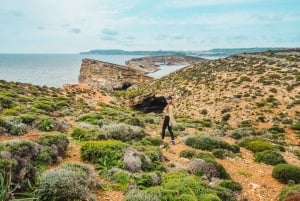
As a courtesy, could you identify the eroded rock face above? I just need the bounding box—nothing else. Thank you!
[78,59,153,91]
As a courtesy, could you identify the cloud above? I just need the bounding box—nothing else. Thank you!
[155,34,168,40]
[37,26,45,30]
[101,28,119,36]
[124,36,136,40]
[101,35,117,41]
[69,28,81,34]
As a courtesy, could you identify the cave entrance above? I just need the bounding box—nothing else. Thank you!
[114,82,132,90]
[133,95,167,113]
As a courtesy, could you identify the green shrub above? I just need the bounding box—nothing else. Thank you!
[198,194,222,201]
[20,113,38,124]
[185,135,239,153]
[80,140,127,164]
[212,149,227,159]
[99,123,146,142]
[278,184,300,201]
[222,114,231,121]
[254,150,286,165]
[135,172,161,188]
[37,163,97,201]
[0,140,39,188]
[219,180,242,191]
[126,189,159,201]
[33,100,55,112]
[180,150,197,159]
[36,118,54,131]
[139,137,163,146]
[0,96,15,109]
[71,127,99,141]
[38,133,69,156]
[291,123,300,130]
[239,138,274,153]
[272,164,300,184]
[106,168,131,190]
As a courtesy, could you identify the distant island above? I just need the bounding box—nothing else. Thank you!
[80,49,187,56]
[80,47,285,58]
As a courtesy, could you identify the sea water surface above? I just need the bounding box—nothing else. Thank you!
[0,54,217,87]
[0,54,149,87]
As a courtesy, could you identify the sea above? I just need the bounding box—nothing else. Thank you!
[0,48,277,87]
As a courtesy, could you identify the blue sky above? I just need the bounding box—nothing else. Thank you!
[0,0,299,53]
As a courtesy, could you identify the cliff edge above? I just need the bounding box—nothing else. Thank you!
[78,59,153,91]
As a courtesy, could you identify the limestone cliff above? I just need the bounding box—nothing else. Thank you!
[78,59,153,91]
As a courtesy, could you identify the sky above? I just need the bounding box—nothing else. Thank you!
[0,0,300,53]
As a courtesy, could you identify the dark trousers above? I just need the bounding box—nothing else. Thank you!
[161,116,174,140]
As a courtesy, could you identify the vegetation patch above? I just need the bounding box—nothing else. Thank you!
[37,163,98,201]
[239,138,274,153]
[254,150,286,165]
[185,135,240,153]
[278,184,300,201]
[272,164,300,184]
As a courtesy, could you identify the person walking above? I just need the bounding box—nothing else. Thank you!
[161,96,176,145]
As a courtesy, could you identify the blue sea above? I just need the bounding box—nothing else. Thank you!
[0,54,149,87]
[0,54,209,87]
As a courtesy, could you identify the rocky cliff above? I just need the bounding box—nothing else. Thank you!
[126,55,205,73]
[78,59,153,91]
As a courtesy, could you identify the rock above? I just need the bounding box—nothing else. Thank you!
[78,59,153,91]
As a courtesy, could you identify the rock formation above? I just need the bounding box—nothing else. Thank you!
[78,59,153,91]
[126,55,205,73]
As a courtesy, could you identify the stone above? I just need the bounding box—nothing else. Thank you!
[78,59,153,91]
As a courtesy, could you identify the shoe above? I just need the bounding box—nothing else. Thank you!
[170,141,175,145]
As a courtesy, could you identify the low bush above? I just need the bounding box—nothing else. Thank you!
[278,184,300,201]
[0,134,69,190]
[99,123,146,142]
[199,194,221,201]
[0,96,15,109]
[38,132,69,156]
[134,172,161,188]
[0,116,28,136]
[106,168,131,190]
[291,123,300,130]
[212,149,227,159]
[180,150,197,159]
[219,180,242,191]
[230,128,256,140]
[138,137,163,146]
[126,189,159,201]
[239,138,274,153]
[254,150,286,165]
[272,164,300,184]
[37,163,98,201]
[71,127,99,141]
[80,140,127,164]
[185,135,240,153]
